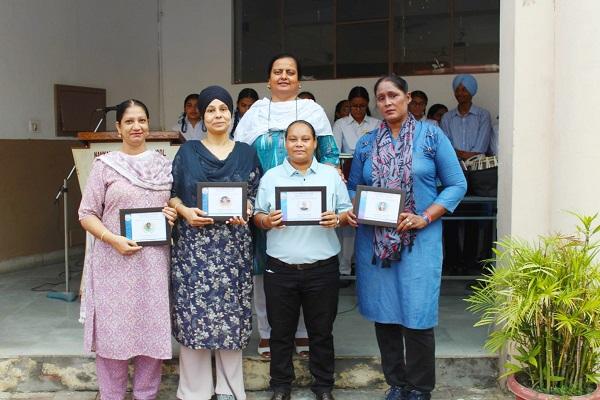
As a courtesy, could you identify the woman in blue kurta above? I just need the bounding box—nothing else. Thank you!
[234,53,339,359]
[347,75,466,400]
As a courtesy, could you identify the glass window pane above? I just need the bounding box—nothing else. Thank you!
[393,0,451,75]
[284,0,333,25]
[455,0,498,13]
[284,25,334,80]
[337,0,388,23]
[234,0,282,83]
[337,22,388,78]
[234,0,500,83]
[284,1,334,80]
[453,0,499,68]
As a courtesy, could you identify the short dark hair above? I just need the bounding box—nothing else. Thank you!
[236,88,259,103]
[427,103,449,119]
[348,86,370,102]
[267,53,302,80]
[410,90,428,103]
[116,99,149,123]
[298,91,315,101]
[285,120,316,139]
[334,100,349,121]
[374,74,409,95]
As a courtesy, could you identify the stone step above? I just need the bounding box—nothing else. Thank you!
[0,355,499,393]
[0,388,513,400]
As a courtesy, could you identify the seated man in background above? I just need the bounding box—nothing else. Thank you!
[440,74,495,276]
[440,74,493,161]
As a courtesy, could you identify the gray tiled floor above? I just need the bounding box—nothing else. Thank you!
[0,261,492,359]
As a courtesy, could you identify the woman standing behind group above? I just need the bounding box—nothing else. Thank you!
[332,86,381,280]
[234,53,339,359]
[332,86,380,154]
[347,75,466,400]
[79,99,176,400]
[169,86,261,400]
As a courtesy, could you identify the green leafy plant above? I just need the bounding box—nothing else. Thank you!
[466,213,600,396]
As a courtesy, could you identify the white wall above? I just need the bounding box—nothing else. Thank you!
[0,0,161,139]
[160,0,499,127]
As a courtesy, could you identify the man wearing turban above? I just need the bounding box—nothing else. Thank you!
[440,74,496,277]
[440,74,494,161]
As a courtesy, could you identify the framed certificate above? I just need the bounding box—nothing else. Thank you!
[354,185,405,228]
[197,182,248,221]
[119,207,170,246]
[275,186,326,226]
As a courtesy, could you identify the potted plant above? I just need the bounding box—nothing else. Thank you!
[466,213,600,399]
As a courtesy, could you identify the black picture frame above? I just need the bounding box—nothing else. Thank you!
[275,186,326,226]
[354,185,405,228]
[196,182,248,221]
[119,207,170,246]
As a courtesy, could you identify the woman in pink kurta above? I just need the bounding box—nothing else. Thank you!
[79,99,176,400]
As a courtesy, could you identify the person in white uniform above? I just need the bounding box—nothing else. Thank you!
[407,90,428,122]
[333,86,380,154]
[332,86,381,280]
[172,93,205,141]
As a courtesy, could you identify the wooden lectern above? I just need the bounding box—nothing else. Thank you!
[72,131,184,191]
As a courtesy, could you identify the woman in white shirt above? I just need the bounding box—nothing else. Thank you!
[172,93,204,141]
[332,87,381,280]
[333,86,381,154]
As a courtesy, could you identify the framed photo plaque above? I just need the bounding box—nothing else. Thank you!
[354,185,405,228]
[197,182,248,221]
[119,207,170,246]
[275,186,326,226]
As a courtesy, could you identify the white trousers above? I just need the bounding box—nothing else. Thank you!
[253,275,307,339]
[177,345,246,400]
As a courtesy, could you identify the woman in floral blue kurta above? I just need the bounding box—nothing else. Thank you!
[169,86,261,400]
[170,139,260,350]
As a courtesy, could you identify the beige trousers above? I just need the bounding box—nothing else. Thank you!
[177,345,246,400]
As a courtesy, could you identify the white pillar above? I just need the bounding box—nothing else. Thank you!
[498,0,600,240]
[550,1,600,232]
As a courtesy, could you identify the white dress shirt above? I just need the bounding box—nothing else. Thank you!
[332,115,381,154]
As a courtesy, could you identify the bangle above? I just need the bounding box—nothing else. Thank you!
[421,211,432,225]
[100,230,109,242]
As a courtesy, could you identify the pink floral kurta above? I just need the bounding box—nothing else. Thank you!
[79,152,172,360]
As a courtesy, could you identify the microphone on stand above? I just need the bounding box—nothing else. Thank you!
[92,106,116,132]
[95,105,118,113]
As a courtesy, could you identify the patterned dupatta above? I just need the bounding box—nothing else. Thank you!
[371,116,417,267]
[98,150,172,191]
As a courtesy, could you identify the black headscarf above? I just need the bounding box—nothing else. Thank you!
[197,85,234,116]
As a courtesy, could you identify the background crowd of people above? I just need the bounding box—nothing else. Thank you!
[79,52,497,400]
